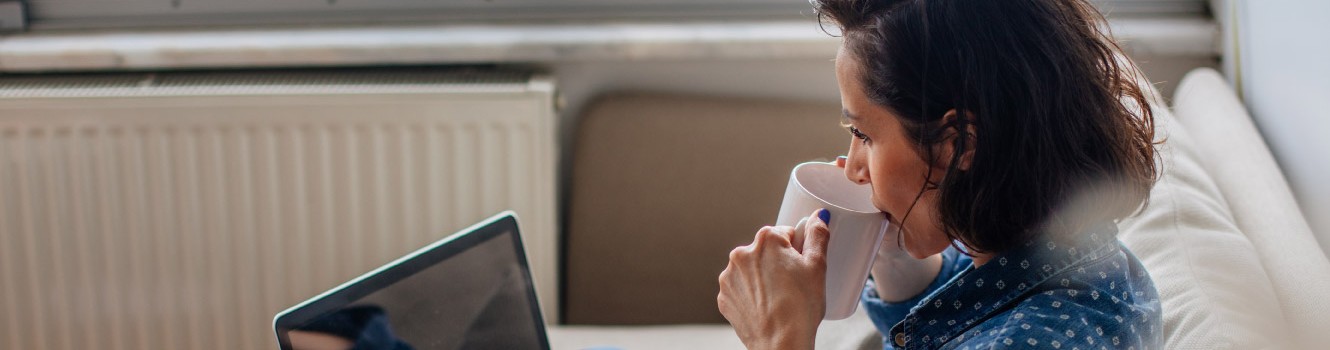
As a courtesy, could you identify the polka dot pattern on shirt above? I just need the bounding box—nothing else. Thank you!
[860,223,1163,350]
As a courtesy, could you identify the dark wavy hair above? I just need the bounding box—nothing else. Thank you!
[812,0,1159,254]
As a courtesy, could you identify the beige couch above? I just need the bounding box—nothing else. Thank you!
[1124,68,1330,349]
[549,68,1330,349]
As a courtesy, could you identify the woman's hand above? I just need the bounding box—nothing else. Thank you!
[718,209,831,350]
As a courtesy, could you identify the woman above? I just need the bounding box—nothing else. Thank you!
[716,0,1162,349]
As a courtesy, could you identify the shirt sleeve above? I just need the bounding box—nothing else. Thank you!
[859,245,970,336]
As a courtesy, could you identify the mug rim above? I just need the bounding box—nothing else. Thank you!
[792,161,882,215]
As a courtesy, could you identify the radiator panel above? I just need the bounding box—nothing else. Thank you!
[0,74,558,350]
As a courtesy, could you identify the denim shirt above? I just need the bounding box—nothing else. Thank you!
[860,224,1162,350]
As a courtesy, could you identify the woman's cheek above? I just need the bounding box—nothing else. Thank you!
[866,148,896,215]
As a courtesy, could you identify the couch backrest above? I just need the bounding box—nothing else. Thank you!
[1169,68,1330,347]
[564,93,844,324]
[1116,78,1290,349]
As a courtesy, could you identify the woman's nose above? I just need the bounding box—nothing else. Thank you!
[844,155,870,185]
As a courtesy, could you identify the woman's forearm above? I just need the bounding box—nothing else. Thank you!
[870,248,943,303]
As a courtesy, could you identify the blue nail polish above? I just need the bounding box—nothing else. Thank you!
[818,208,831,224]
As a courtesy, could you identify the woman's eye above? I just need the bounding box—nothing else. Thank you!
[848,126,870,144]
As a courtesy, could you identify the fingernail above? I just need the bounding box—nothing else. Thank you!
[818,208,831,224]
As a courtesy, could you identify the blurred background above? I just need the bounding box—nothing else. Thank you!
[0,0,1324,349]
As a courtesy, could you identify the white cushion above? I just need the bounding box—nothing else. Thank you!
[1170,68,1330,347]
[1116,75,1289,349]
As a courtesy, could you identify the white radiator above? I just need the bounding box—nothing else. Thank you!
[0,68,559,350]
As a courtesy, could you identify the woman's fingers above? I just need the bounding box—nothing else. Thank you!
[803,209,831,265]
[755,226,793,250]
[792,218,808,252]
[728,245,747,263]
[738,210,832,257]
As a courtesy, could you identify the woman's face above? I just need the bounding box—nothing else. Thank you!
[835,48,954,259]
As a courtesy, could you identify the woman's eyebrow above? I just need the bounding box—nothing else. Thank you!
[841,109,860,122]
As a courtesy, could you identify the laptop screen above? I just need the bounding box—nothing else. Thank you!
[274,213,548,350]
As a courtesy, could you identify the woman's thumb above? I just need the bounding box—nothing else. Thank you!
[803,209,831,262]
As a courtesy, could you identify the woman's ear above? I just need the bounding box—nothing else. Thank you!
[939,109,978,171]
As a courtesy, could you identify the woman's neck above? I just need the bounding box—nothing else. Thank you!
[970,252,996,267]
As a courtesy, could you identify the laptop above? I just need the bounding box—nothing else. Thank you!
[273,211,550,350]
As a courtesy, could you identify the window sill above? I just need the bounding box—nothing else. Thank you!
[0,17,1216,73]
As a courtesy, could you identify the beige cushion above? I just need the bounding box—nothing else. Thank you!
[1170,68,1330,346]
[1117,74,1290,349]
[565,93,847,324]
[548,324,743,350]
[547,306,878,350]
[1117,72,1292,348]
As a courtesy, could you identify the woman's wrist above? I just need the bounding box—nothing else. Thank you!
[757,323,817,350]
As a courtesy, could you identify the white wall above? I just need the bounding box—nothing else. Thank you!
[1234,0,1330,253]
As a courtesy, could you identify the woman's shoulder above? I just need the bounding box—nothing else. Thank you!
[952,248,1162,349]
[957,291,1159,349]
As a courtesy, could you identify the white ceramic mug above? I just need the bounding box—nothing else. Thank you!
[775,161,890,320]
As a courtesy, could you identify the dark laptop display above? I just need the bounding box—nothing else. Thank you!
[273,212,549,350]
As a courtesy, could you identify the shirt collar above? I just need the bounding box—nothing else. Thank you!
[888,223,1121,349]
